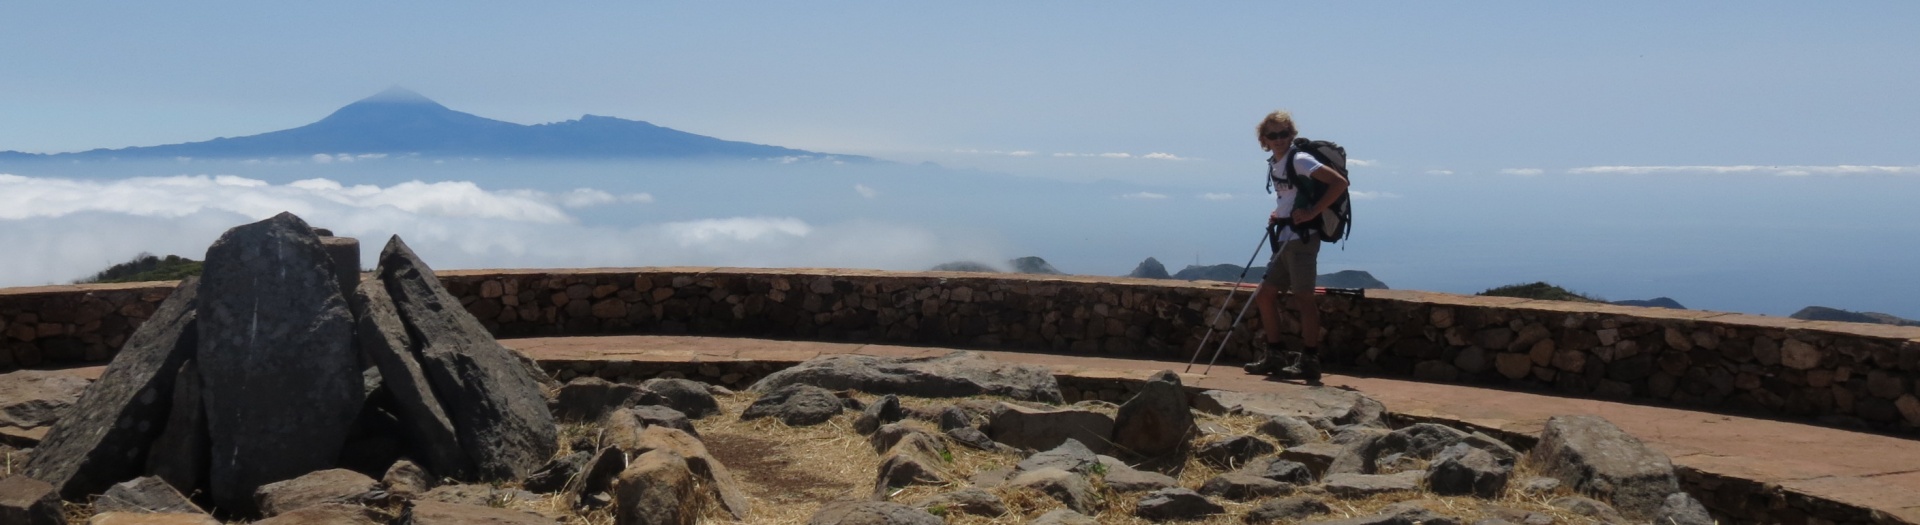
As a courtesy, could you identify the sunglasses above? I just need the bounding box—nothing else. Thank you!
[1263,130,1293,141]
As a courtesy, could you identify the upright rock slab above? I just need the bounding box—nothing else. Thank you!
[1527,415,1678,519]
[1110,370,1193,459]
[351,277,470,480]
[196,213,364,513]
[749,351,1063,403]
[25,278,200,500]
[375,235,557,481]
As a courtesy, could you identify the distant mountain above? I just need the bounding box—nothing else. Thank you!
[1127,257,1171,279]
[1009,256,1062,275]
[1479,282,1599,303]
[1791,306,1920,327]
[1,87,865,161]
[1317,270,1389,290]
[930,261,998,273]
[1612,297,1687,309]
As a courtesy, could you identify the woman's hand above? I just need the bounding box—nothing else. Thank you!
[1290,208,1318,225]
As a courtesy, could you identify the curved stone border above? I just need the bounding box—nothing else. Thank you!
[5,267,1919,434]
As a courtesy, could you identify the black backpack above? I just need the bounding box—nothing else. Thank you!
[1268,137,1351,243]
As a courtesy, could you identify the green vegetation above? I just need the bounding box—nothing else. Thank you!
[77,253,203,284]
[1477,281,1602,302]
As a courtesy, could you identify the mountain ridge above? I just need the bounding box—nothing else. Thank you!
[1,88,866,162]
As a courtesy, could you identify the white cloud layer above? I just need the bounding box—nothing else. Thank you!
[1425,170,1455,175]
[1348,159,1378,167]
[0,174,997,288]
[1200,193,1234,201]
[1120,192,1168,200]
[1348,190,1401,200]
[1500,168,1545,176]
[1568,165,1920,176]
[854,184,879,199]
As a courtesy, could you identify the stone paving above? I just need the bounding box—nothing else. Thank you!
[509,334,1920,524]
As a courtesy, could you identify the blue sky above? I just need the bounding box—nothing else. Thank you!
[2,2,1918,318]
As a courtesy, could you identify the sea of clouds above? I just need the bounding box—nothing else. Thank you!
[0,173,1002,287]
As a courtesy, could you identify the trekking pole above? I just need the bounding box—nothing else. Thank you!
[1184,227,1273,373]
[1203,223,1294,374]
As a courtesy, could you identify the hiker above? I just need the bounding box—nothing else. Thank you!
[1243,110,1348,382]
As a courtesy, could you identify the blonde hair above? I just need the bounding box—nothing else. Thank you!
[1257,110,1297,152]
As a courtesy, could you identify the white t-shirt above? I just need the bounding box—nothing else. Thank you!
[1269,147,1326,242]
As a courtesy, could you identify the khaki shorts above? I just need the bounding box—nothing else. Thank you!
[1262,236,1320,295]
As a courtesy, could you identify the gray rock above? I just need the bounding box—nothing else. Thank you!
[741,384,844,426]
[0,371,89,429]
[1110,370,1193,459]
[1246,495,1331,523]
[376,235,559,481]
[1427,443,1510,498]
[1103,467,1178,493]
[1378,423,1471,459]
[985,402,1113,454]
[1528,415,1678,519]
[0,475,64,525]
[23,278,199,500]
[1193,388,1388,428]
[351,277,470,480]
[629,405,698,437]
[807,500,943,525]
[868,424,940,455]
[637,378,721,419]
[624,426,752,520]
[253,469,379,517]
[1257,415,1324,446]
[550,377,641,423]
[874,448,946,496]
[570,448,626,504]
[1322,472,1422,499]
[946,427,999,451]
[1248,457,1316,485]
[935,406,971,431]
[142,359,208,496]
[1028,508,1099,525]
[95,476,201,514]
[523,451,590,494]
[381,459,434,498]
[1134,487,1224,521]
[1327,429,1387,475]
[1654,492,1714,525]
[1195,435,1276,469]
[912,487,1007,518]
[1017,438,1099,475]
[612,450,697,525]
[1280,442,1343,478]
[1009,468,1096,514]
[198,214,364,512]
[1198,471,1293,501]
[854,394,905,434]
[750,351,1062,403]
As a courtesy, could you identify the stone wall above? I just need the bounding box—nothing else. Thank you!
[0,282,177,369]
[6,267,1919,434]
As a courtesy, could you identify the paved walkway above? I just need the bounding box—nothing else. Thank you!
[508,334,1920,524]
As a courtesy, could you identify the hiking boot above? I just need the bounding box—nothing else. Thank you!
[1243,344,1289,375]
[1276,352,1322,384]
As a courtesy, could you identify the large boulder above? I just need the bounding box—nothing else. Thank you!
[611,450,698,525]
[984,403,1113,453]
[1008,468,1096,514]
[627,426,751,520]
[23,278,200,500]
[196,214,364,513]
[1193,388,1387,428]
[749,351,1062,403]
[741,384,843,426]
[1109,370,1193,459]
[636,378,720,419]
[375,235,558,481]
[0,370,90,429]
[1527,415,1678,519]
[1426,443,1510,498]
[351,277,471,479]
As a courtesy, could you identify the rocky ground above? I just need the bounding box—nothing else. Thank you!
[3,352,1717,525]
